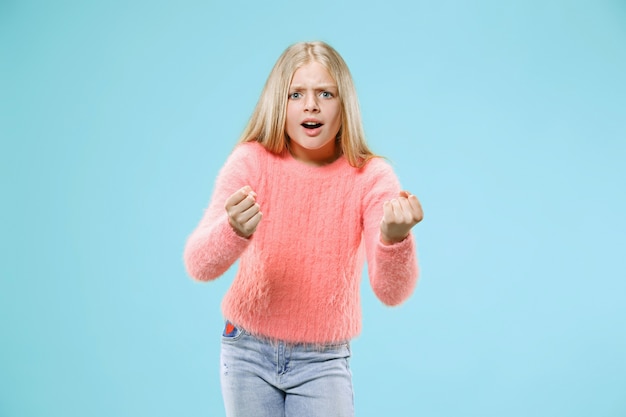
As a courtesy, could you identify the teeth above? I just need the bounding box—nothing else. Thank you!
[302,122,322,128]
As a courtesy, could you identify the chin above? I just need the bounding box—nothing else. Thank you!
[293,138,334,150]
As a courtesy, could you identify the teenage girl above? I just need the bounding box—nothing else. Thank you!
[184,41,423,417]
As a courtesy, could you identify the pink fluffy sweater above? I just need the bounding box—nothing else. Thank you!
[184,142,419,344]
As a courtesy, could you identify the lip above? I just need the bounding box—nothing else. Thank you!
[300,118,324,136]
[301,118,323,125]
[301,125,323,137]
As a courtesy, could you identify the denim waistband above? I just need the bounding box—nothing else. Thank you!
[222,320,350,351]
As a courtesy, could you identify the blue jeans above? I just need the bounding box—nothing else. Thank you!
[220,322,354,417]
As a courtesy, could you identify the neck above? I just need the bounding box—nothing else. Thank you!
[287,140,341,166]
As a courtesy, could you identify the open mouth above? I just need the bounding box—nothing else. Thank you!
[301,122,323,129]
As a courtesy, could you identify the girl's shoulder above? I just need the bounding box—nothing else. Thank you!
[231,140,267,157]
[225,141,274,166]
[357,156,397,180]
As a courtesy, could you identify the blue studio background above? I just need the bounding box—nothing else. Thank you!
[1,0,625,416]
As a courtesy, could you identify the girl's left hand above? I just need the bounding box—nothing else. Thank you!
[380,191,423,245]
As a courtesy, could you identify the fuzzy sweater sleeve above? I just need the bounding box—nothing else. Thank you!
[183,144,258,281]
[362,159,419,306]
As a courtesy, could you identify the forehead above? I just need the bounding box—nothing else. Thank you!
[290,61,337,87]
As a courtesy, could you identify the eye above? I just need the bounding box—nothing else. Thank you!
[320,91,334,98]
[288,92,302,99]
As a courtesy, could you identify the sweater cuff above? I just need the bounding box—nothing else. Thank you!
[185,215,251,281]
[216,215,253,249]
[377,231,415,253]
[372,232,418,306]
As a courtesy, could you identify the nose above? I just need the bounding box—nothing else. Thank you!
[304,94,319,112]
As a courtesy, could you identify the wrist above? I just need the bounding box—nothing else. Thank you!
[229,219,252,239]
[380,233,408,246]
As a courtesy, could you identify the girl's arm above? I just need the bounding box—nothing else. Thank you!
[183,144,259,281]
[362,160,420,306]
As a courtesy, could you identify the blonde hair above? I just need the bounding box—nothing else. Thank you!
[238,41,376,167]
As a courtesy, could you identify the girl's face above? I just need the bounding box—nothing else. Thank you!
[285,61,342,165]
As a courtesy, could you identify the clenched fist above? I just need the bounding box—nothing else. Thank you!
[380,191,423,245]
[225,185,263,238]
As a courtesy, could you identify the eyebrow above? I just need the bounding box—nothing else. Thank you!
[289,84,338,90]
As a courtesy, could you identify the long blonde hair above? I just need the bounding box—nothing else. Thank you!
[238,41,376,168]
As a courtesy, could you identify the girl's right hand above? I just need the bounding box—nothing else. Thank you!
[225,186,262,238]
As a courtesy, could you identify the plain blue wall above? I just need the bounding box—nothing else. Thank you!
[1,1,625,416]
